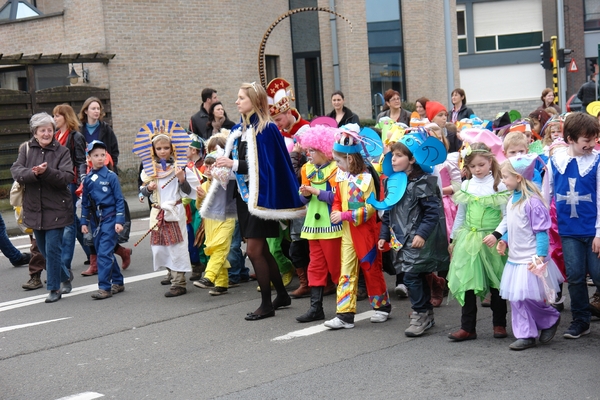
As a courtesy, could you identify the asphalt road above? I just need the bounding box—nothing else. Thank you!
[0,217,598,400]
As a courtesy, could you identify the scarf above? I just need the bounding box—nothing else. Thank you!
[211,117,225,134]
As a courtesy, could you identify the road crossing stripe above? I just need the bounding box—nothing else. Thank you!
[272,310,376,341]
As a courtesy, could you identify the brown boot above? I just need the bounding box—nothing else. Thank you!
[81,254,98,276]
[323,275,337,296]
[427,273,445,307]
[114,245,132,270]
[22,272,43,290]
[189,262,206,281]
[289,268,310,298]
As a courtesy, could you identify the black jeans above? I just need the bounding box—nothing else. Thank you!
[461,288,506,332]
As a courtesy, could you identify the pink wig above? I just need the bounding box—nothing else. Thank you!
[297,125,338,160]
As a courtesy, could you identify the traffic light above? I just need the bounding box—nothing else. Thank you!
[558,48,573,68]
[540,41,552,70]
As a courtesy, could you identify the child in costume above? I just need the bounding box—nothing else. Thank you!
[323,126,391,330]
[447,140,510,342]
[294,125,342,322]
[497,155,563,350]
[194,135,237,296]
[184,134,206,282]
[547,112,600,338]
[139,125,193,297]
[373,130,449,337]
[81,140,125,299]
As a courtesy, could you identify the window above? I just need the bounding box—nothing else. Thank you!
[585,0,600,31]
[265,55,278,84]
[457,7,467,54]
[473,0,543,53]
[0,0,42,21]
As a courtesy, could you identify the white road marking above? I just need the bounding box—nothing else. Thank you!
[3,230,149,253]
[0,271,165,312]
[0,317,72,333]
[55,392,104,400]
[272,310,376,341]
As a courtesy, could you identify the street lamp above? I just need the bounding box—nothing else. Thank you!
[67,64,80,85]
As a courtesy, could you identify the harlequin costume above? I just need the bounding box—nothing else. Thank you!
[323,127,391,329]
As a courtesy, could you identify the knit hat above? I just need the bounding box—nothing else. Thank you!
[426,101,447,122]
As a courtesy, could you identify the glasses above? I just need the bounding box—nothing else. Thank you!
[390,97,401,102]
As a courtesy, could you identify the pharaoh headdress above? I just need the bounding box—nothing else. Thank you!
[132,119,190,178]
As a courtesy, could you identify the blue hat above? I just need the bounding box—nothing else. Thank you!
[86,140,107,154]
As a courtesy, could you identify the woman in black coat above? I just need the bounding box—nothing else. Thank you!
[327,90,359,127]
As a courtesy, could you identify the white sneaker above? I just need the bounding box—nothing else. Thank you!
[404,311,433,337]
[370,311,390,323]
[324,317,354,329]
[395,283,408,299]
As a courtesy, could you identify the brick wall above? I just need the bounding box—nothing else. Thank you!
[317,0,372,120]
[564,0,587,95]
[469,99,541,122]
[402,0,460,106]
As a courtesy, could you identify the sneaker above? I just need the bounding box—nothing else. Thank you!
[539,315,560,344]
[209,287,228,296]
[281,270,294,287]
[394,283,408,299]
[589,292,600,318]
[45,290,62,303]
[91,289,112,300]
[193,277,214,289]
[228,281,240,288]
[404,311,433,337]
[370,311,390,323]
[508,338,536,351]
[563,322,591,339]
[111,284,125,294]
[324,317,354,330]
[552,295,565,312]
[60,280,72,294]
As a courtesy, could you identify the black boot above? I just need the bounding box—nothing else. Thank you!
[296,286,325,323]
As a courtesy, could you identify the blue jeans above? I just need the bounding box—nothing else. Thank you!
[404,272,433,313]
[561,236,600,324]
[34,228,68,291]
[227,221,249,283]
[0,213,23,264]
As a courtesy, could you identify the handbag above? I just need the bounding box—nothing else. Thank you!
[9,181,23,207]
[10,142,29,207]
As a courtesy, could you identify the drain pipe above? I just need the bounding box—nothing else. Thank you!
[329,0,341,90]
[443,0,455,105]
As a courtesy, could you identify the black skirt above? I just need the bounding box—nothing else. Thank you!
[235,191,279,238]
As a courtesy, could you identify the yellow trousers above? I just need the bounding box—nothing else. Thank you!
[203,218,235,288]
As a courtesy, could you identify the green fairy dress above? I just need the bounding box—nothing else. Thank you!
[447,180,510,306]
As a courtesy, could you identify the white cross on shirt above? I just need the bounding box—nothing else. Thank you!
[556,177,592,218]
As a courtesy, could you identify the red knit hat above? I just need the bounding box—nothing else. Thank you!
[426,101,447,121]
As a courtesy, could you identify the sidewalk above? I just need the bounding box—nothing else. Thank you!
[1,191,150,237]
